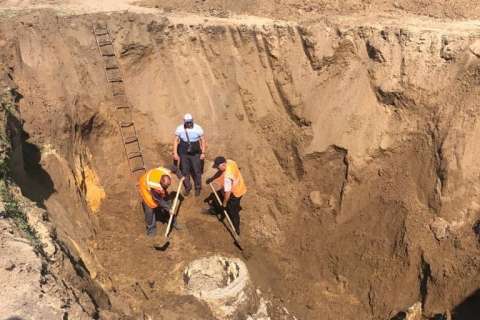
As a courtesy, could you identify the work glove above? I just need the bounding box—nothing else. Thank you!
[206,177,214,185]
[159,202,171,212]
[155,197,171,212]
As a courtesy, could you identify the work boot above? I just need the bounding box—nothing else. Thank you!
[195,189,201,197]
[183,189,191,197]
[218,212,225,222]
[201,207,217,215]
[146,226,157,237]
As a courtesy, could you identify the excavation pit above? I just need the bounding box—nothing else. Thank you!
[2,4,480,319]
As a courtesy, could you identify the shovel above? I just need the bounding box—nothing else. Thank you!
[154,176,184,250]
[209,183,243,249]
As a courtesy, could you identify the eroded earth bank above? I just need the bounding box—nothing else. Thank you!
[2,4,480,320]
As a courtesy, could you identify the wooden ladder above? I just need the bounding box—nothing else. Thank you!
[93,23,146,177]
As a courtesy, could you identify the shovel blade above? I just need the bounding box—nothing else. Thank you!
[234,238,243,250]
[154,237,171,251]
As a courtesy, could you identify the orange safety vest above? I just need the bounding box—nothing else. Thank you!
[214,160,247,198]
[138,167,172,209]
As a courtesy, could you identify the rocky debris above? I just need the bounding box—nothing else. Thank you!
[430,217,450,240]
[391,302,423,320]
[4,260,16,271]
[405,302,422,320]
[365,40,386,63]
[247,294,298,320]
[309,190,335,210]
[120,43,150,62]
[469,41,480,58]
[0,219,64,319]
[440,37,467,62]
[309,190,324,207]
[19,194,57,258]
[247,296,270,320]
[0,216,95,319]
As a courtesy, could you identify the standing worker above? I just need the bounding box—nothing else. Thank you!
[138,166,181,236]
[173,113,206,197]
[206,156,246,235]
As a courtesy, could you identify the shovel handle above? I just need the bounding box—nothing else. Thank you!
[164,177,185,238]
[209,183,241,244]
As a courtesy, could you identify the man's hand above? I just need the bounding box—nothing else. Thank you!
[206,177,214,185]
[173,153,180,161]
[223,191,231,209]
[200,153,205,160]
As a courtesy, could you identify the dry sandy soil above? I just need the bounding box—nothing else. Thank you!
[138,0,480,20]
[1,0,480,320]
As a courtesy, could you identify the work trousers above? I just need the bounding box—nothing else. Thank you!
[206,191,242,235]
[227,195,242,235]
[142,201,171,236]
[179,153,203,192]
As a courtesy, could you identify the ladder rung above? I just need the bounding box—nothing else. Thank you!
[119,121,134,127]
[124,136,138,144]
[113,94,127,103]
[112,89,125,96]
[95,31,108,36]
[98,40,112,47]
[127,152,143,159]
[94,28,108,36]
[108,78,123,83]
[107,68,121,77]
[107,70,122,82]
[105,65,119,70]
[103,56,118,70]
[111,83,125,96]
[132,166,146,173]
[100,44,115,57]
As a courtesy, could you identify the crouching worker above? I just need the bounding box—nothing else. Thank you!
[205,157,246,235]
[138,166,182,236]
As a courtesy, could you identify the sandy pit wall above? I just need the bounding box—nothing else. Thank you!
[2,8,480,319]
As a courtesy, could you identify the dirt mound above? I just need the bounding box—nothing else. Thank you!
[2,0,480,20]
[1,3,480,320]
[138,0,480,20]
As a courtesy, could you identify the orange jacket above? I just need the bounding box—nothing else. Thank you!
[214,160,246,198]
[138,167,171,208]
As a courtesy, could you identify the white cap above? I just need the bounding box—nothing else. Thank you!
[184,113,193,122]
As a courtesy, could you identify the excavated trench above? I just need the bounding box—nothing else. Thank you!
[3,8,480,320]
